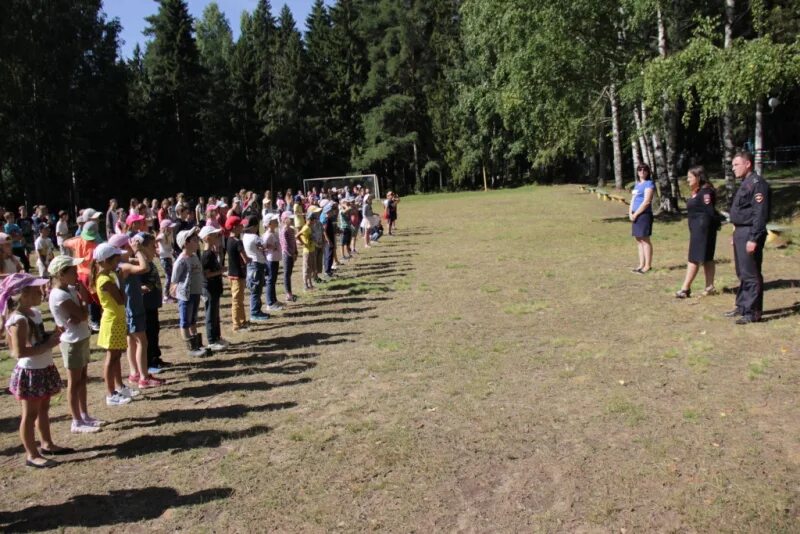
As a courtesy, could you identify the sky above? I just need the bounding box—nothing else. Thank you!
[103,0,327,59]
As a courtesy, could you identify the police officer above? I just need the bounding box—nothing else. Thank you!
[725,151,770,324]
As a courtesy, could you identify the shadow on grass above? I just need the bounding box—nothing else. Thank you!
[236,332,355,353]
[184,361,317,383]
[281,305,376,319]
[173,351,318,371]
[75,424,272,460]
[661,258,732,271]
[152,376,312,401]
[112,401,298,430]
[722,279,800,294]
[761,302,800,322]
[0,486,234,532]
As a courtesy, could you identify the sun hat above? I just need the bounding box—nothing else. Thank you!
[0,273,49,315]
[48,255,84,276]
[0,232,9,246]
[206,203,218,212]
[159,219,175,230]
[82,208,102,220]
[125,213,145,226]
[93,243,124,262]
[108,233,130,249]
[81,220,100,241]
[224,216,242,231]
[264,213,280,225]
[176,227,200,249]
[199,226,221,240]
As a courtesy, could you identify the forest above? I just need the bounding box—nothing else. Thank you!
[1,0,799,210]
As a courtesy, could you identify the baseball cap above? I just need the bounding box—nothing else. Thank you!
[108,233,130,249]
[280,211,292,222]
[81,221,100,241]
[0,274,49,315]
[93,243,124,262]
[264,213,280,225]
[48,255,84,276]
[159,219,176,230]
[131,232,152,246]
[224,216,242,231]
[176,227,200,249]
[199,226,221,240]
[206,203,218,212]
[125,213,145,226]
[82,208,102,220]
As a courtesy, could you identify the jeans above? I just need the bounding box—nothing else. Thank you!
[178,294,200,329]
[283,253,295,296]
[246,262,266,315]
[323,242,334,276]
[204,290,221,342]
[145,308,162,366]
[160,257,173,295]
[266,261,279,306]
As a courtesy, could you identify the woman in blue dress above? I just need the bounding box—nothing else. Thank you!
[629,164,655,274]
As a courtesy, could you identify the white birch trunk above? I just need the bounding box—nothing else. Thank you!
[722,0,736,200]
[754,98,764,175]
[609,84,624,189]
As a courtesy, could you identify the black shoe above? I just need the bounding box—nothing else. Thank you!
[675,289,691,299]
[26,458,58,468]
[723,309,741,318]
[735,315,759,325]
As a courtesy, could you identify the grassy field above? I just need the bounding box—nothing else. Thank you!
[1,183,799,532]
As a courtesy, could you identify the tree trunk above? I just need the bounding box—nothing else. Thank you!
[722,0,736,200]
[598,128,608,187]
[609,84,623,189]
[631,139,641,179]
[482,162,488,192]
[633,107,652,170]
[656,5,679,212]
[412,141,421,193]
[754,98,764,175]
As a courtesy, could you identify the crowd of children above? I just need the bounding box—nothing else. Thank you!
[0,185,399,468]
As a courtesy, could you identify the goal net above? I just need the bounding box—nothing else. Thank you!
[302,174,380,201]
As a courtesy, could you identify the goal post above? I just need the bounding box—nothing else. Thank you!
[302,174,380,200]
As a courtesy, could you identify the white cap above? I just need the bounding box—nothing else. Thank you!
[199,226,221,240]
[176,226,200,249]
[82,208,102,220]
[93,243,124,262]
[264,213,280,225]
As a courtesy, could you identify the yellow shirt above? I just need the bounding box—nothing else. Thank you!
[298,224,315,253]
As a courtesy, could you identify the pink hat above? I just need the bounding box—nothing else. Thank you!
[126,213,145,226]
[0,273,49,316]
[280,211,292,222]
[159,219,175,230]
[206,203,218,212]
[108,233,130,249]
[0,232,10,245]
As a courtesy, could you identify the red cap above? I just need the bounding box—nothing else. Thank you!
[224,216,242,231]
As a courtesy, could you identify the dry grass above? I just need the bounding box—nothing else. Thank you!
[1,184,799,532]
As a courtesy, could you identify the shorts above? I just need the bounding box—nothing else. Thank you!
[632,211,653,238]
[60,337,91,369]
[341,228,352,245]
[178,294,201,329]
[126,312,147,334]
[37,260,50,279]
[9,364,62,400]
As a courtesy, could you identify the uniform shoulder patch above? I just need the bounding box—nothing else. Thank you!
[755,192,764,203]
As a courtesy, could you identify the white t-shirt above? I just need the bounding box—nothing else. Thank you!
[35,236,54,261]
[5,309,54,369]
[242,233,266,264]
[263,231,281,263]
[56,220,69,246]
[48,287,91,343]
[157,233,174,259]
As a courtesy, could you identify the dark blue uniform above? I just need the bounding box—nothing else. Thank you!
[728,172,770,322]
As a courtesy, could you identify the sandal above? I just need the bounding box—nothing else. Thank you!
[701,286,717,296]
[630,268,643,273]
[675,289,691,299]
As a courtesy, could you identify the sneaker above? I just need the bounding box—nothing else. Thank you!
[266,304,284,312]
[128,373,140,384]
[208,342,226,351]
[82,415,105,427]
[216,338,230,347]
[148,366,163,375]
[71,420,101,434]
[118,386,140,399]
[251,313,270,321]
[188,347,207,358]
[233,326,250,333]
[138,376,165,388]
[106,392,132,406]
[89,322,101,333]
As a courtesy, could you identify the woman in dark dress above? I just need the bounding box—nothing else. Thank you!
[676,166,719,298]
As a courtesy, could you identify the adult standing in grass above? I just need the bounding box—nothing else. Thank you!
[629,164,654,274]
[676,166,719,298]
[726,151,770,325]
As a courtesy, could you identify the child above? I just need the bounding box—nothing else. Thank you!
[55,211,70,254]
[263,213,283,311]
[48,256,102,433]
[199,226,228,350]
[156,219,176,303]
[338,201,353,261]
[225,216,249,332]
[91,242,132,406]
[1,273,71,467]
[35,225,55,296]
[279,212,298,302]
[0,232,24,278]
[171,227,209,357]
[136,233,168,373]
[242,216,269,321]
[297,209,319,291]
[310,208,325,283]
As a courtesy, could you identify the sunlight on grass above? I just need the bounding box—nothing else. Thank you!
[606,394,645,425]
[374,339,400,351]
[748,358,769,380]
[503,301,548,315]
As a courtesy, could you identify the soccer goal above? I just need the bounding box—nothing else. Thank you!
[302,174,380,200]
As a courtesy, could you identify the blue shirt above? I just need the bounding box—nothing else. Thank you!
[3,223,24,249]
[632,180,654,212]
